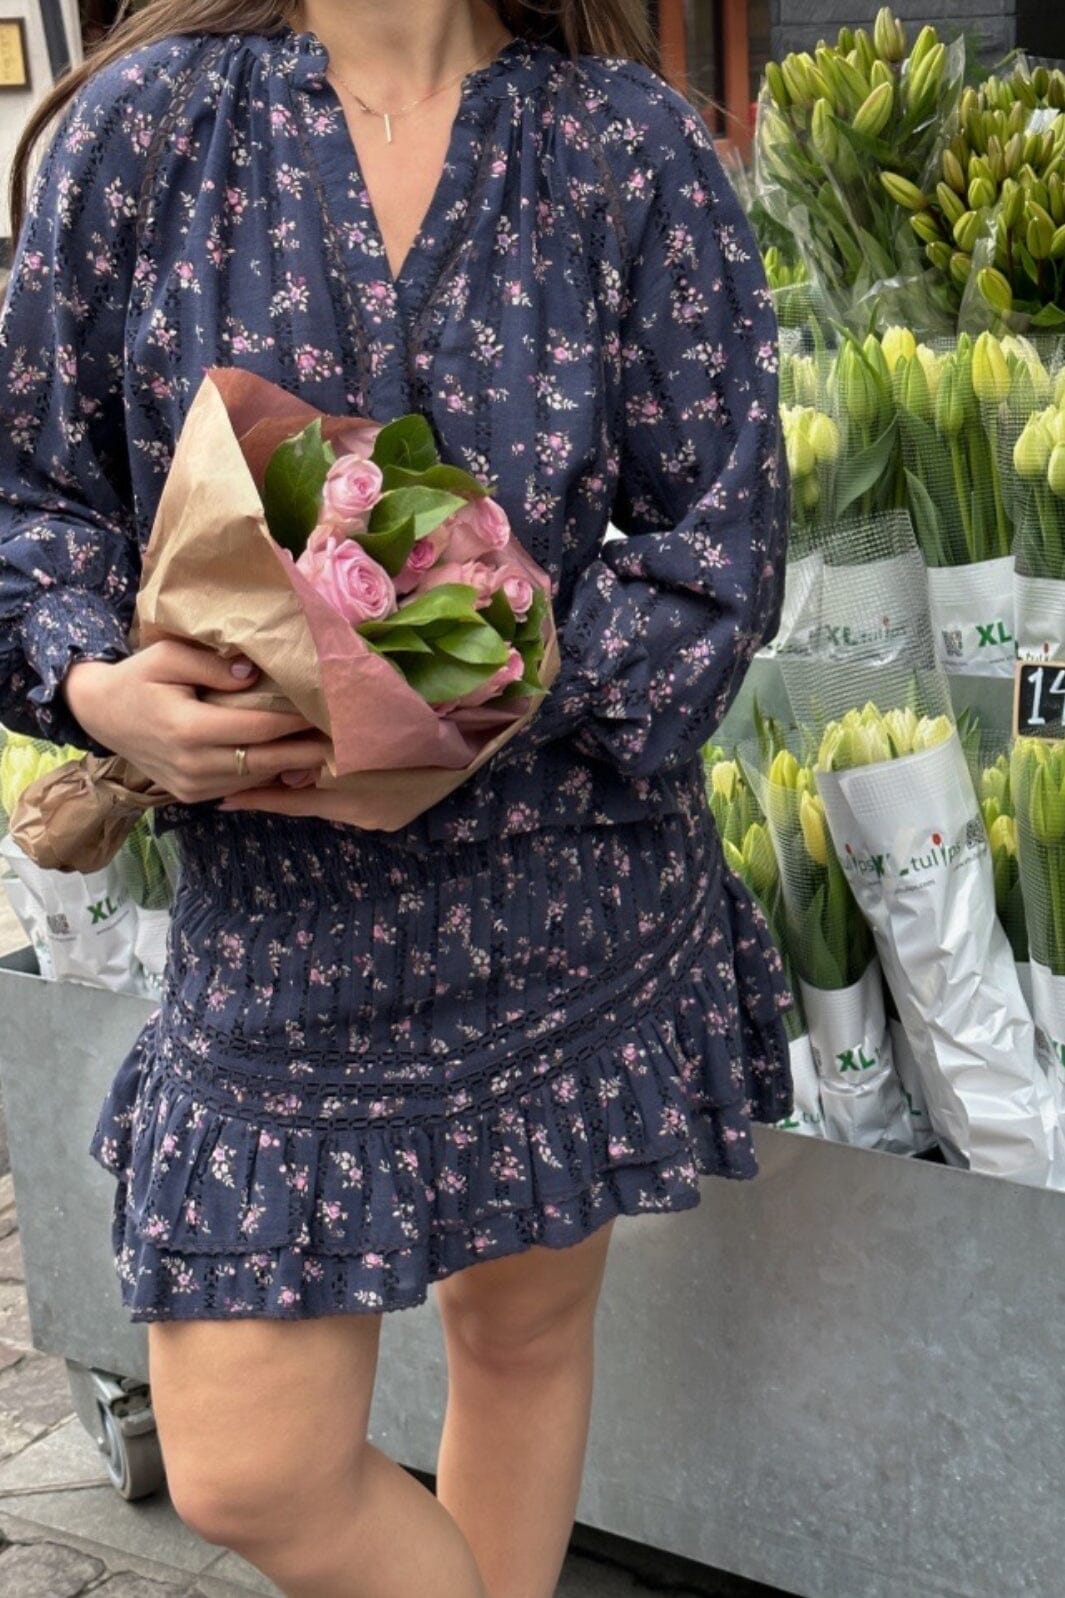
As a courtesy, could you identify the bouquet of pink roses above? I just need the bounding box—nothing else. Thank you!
[10,368,559,870]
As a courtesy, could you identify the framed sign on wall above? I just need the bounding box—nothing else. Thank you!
[0,16,30,91]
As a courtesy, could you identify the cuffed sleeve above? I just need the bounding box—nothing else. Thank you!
[0,64,156,750]
[523,69,788,778]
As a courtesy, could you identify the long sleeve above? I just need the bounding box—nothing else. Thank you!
[0,56,166,750]
[523,70,788,779]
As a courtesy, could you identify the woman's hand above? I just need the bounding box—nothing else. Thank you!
[62,641,333,802]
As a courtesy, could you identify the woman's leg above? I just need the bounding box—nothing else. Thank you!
[148,1311,486,1598]
[434,1218,616,1598]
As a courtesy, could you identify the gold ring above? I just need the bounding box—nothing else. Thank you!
[233,745,249,778]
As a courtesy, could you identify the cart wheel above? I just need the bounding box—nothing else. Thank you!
[97,1400,166,1501]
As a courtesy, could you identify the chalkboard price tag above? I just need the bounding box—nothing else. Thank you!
[1013,660,1065,739]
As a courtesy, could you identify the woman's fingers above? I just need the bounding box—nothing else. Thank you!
[143,640,262,691]
[178,701,316,747]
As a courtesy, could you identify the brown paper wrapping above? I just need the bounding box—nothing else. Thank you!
[11,368,559,871]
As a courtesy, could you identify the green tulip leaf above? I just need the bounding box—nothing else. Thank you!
[833,419,899,520]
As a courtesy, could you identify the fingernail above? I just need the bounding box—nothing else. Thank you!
[280,769,316,787]
[230,659,256,680]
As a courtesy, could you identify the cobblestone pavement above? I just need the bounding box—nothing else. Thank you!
[0,889,782,1598]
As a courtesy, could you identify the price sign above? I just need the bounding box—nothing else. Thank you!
[1013,660,1065,739]
[0,19,28,91]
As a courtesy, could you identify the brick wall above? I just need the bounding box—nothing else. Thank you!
[769,0,1017,63]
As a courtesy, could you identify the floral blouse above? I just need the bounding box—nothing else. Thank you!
[0,25,786,850]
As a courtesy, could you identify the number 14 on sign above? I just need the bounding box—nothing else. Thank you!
[1013,660,1065,738]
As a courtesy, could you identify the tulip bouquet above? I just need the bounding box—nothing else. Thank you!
[10,369,559,872]
[756,10,963,328]
[0,727,171,996]
[743,742,917,1152]
[1001,365,1065,656]
[1010,738,1065,1094]
[812,701,1061,1184]
[703,745,825,1137]
[891,329,1020,672]
[884,62,1065,331]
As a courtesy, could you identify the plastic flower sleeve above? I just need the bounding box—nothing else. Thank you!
[741,740,913,1154]
[816,729,1060,1184]
[892,333,1015,673]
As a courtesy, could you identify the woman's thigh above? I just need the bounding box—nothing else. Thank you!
[434,1220,616,1366]
[148,1310,383,1543]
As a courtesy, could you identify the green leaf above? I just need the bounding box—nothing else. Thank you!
[1031,303,1065,329]
[434,623,510,667]
[262,419,334,556]
[359,583,481,636]
[371,415,437,474]
[366,627,434,655]
[483,589,517,641]
[351,515,417,578]
[832,418,899,521]
[369,486,465,542]
[401,652,497,704]
[904,468,948,567]
[514,588,549,643]
[380,463,490,498]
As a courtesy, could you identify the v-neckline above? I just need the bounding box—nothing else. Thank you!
[279,26,528,300]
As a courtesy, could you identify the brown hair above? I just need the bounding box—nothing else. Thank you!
[9,0,658,245]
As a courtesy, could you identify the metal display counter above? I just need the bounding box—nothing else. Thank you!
[2,949,1064,1593]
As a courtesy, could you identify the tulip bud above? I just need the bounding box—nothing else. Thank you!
[799,790,829,868]
[0,739,41,818]
[710,760,738,802]
[894,353,933,423]
[1030,760,1065,845]
[911,715,954,753]
[742,823,779,902]
[808,412,841,464]
[989,814,1018,858]
[972,332,1011,403]
[880,326,917,373]
[1048,443,1065,498]
[935,360,965,438]
[1014,420,1053,480]
[768,748,801,791]
[883,706,919,756]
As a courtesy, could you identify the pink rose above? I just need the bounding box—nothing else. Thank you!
[413,558,495,608]
[442,496,511,563]
[321,455,383,530]
[438,647,526,714]
[394,530,447,595]
[295,535,396,625]
[491,565,535,621]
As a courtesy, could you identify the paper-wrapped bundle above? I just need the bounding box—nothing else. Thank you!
[12,369,560,870]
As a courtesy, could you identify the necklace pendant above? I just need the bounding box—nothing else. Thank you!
[383,112,393,144]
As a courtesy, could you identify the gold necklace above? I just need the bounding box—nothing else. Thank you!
[328,40,509,145]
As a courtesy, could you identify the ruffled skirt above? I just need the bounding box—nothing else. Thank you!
[89,802,793,1320]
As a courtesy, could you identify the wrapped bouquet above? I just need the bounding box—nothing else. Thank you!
[12,369,559,870]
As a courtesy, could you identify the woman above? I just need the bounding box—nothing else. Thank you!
[0,1,790,1593]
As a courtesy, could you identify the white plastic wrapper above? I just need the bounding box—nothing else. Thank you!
[819,551,931,668]
[927,558,1015,676]
[816,733,1062,1187]
[800,963,916,1154]
[0,835,146,997]
[1014,574,1065,662]
[1028,962,1065,1108]
[133,906,171,999]
[887,1018,938,1155]
[777,1033,825,1138]
[762,552,822,660]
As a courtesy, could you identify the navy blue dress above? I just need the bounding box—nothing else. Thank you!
[0,27,792,1318]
